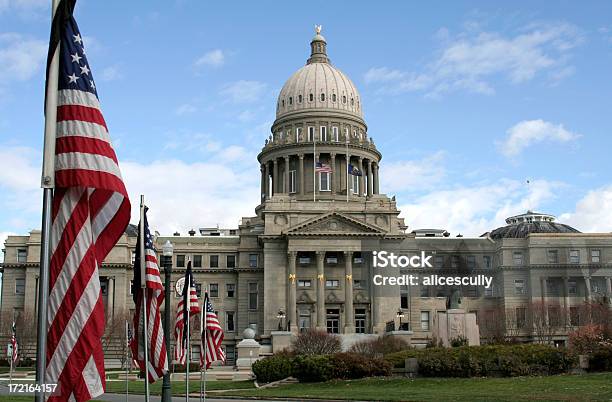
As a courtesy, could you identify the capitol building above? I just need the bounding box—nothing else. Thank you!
[1,29,611,364]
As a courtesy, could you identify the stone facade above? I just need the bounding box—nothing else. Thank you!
[1,29,612,363]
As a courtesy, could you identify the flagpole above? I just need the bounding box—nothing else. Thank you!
[186,296,190,402]
[36,1,61,400]
[313,132,316,202]
[125,320,129,402]
[140,195,151,402]
[9,339,13,387]
[202,293,209,402]
[346,139,349,202]
[199,294,205,402]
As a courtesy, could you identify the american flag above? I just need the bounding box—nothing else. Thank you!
[201,293,225,369]
[315,161,332,173]
[10,321,17,364]
[130,208,168,382]
[174,261,200,364]
[45,1,131,401]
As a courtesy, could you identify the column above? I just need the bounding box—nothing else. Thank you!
[314,152,320,199]
[284,156,290,193]
[344,251,354,333]
[606,277,612,305]
[107,276,115,321]
[373,163,380,194]
[316,251,325,330]
[346,154,351,198]
[260,164,266,202]
[273,159,278,196]
[299,154,305,196]
[367,160,373,197]
[358,157,364,197]
[585,276,592,302]
[563,276,571,326]
[287,252,297,332]
[330,153,336,194]
[265,162,270,199]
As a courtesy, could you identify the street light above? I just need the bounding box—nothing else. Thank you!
[276,309,286,331]
[161,240,173,402]
[396,308,405,331]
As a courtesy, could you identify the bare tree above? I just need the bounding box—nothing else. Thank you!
[291,330,341,355]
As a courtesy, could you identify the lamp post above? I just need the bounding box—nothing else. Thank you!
[161,240,173,402]
[396,308,405,331]
[276,309,286,331]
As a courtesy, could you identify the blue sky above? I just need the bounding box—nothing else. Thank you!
[1,0,612,245]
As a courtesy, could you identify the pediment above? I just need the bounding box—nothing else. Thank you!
[286,212,385,236]
[297,291,314,304]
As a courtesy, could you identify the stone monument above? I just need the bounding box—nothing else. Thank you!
[434,290,480,346]
[235,325,262,370]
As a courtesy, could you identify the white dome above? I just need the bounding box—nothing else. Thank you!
[275,30,363,121]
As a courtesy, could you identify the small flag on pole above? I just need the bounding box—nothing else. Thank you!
[10,322,17,364]
[174,261,200,364]
[44,1,131,400]
[348,164,362,176]
[130,207,168,382]
[201,293,225,369]
[315,161,332,173]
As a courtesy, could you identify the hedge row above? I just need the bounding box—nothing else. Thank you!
[385,344,576,377]
[252,352,392,383]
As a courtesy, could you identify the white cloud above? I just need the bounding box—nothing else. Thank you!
[559,185,612,233]
[175,103,197,115]
[381,151,446,192]
[194,49,225,68]
[499,119,580,157]
[220,80,267,103]
[0,33,46,83]
[397,179,563,236]
[100,65,123,81]
[0,0,48,15]
[365,22,581,97]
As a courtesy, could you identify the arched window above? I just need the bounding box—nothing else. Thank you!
[342,96,347,104]
[309,93,314,102]
[298,94,303,103]
[282,99,285,107]
[351,98,354,106]
[320,93,325,101]
[332,94,337,102]
[289,97,293,105]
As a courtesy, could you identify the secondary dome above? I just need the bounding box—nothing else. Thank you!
[275,27,363,121]
[482,211,580,239]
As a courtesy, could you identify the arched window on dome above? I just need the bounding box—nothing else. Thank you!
[296,127,302,142]
[344,127,349,141]
[298,94,303,103]
[342,95,347,104]
[332,94,337,102]
[282,99,285,107]
[351,98,354,106]
[309,93,314,102]
[320,93,325,102]
[308,126,315,142]
[289,97,293,105]
[332,126,338,142]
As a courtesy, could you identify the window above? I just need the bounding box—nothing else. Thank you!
[226,312,235,332]
[332,93,337,102]
[514,279,525,295]
[513,252,523,266]
[320,93,325,102]
[516,307,526,328]
[100,280,108,295]
[248,282,258,310]
[569,250,580,264]
[289,170,297,193]
[319,172,331,191]
[131,251,136,264]
[225,345,235,364]
[344,127,349,140]
[249,254,258,268]
[299,256,311,264]
[176,255,185,267]
[193,255,202,268]
[296,127,302,142]
[15,278,25,295]
[568,279,577,295]
[451,255,460,268]
[325,279,339,288]
[326,308,340,333]
[351,97,354,106]
[420,286,429,297]
[130,279,134,295]
[548,306,561,327]
[332,126,338,142]
[309,93,314,102]
[570,306,579,326]
[209,283,219,298]
[420,311,430,331]
[467,255,476,269]
[466,286,478,297]
[484,284,493,297]
[320,126,327,141]
[355,308,366,333]
[353,253,363,264]
[226,283,235,298]
[191,345,201,361]
[342,95,347,104]
[17,249,27,263]
[546,279,558,296]
[547,250,559,264]
[434,256,444,268]
[298,94,303,103]
[591,249,600,263]
[210,255,219,268]
[351,174,359,194]
[308,126,315,142]
[299,309,311,332]
[298,279,311,288]
[229,229,237,235]
[353,279,364,289]
[326,254,338,264]
[288,96,293,105]
[226,255,236,268]
[195,283,202,297]
[483,255,492,269]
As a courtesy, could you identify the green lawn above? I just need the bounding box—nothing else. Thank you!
[0,397,34,402]
[224,373,612,401]
[104,378,254,395]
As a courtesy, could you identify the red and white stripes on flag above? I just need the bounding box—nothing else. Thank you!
[10,322,17,364]
[129,207,168,382]
[201,294,225,369]
[44,2,130,401]
[174,262,200,364]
